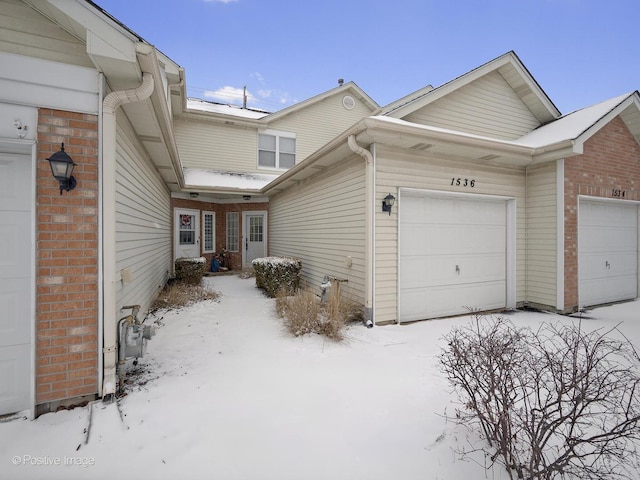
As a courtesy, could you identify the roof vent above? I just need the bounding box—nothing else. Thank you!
[410,142,433,150]
[342,95,355,110]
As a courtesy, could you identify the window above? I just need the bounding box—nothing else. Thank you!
[226,212,239,252]
[202,212,215,253]
[258,130,296,170]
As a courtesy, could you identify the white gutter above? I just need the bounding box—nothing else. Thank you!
[101,72,154,398]
[347,135,375,327]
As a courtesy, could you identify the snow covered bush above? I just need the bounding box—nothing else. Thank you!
[174,257,206,285]
[252,256,301,297]
[440,314,640,480]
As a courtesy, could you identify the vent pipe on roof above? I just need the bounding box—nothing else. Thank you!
[243,86,247,109]
[338,78,344,86]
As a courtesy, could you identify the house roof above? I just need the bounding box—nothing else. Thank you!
[263,91,640,196]
[513,92,640,152]
[182,81,379,123]
[183,168,279,194]
[381,51,561,124]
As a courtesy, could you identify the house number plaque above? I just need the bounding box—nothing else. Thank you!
[612,189,626,198]
[451,177,476,188]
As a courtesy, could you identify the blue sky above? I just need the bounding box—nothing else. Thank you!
[95,0,639,114]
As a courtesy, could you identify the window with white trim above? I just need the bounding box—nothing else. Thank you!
[258,130,296,170]
[226,212,239,252]
[202,211,215,253]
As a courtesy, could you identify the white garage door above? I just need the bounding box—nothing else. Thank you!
[579,200,638,307]
[0,152,32,415]
[399,191,508,321]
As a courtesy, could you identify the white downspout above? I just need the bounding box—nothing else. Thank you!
[101,72,154,398]
[97,73,104,397]
[348,135,375,327]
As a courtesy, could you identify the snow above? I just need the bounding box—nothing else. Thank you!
[1,275,639,480]
[183,168,280,190]
[186,98,270,119]
[512,92,633,148]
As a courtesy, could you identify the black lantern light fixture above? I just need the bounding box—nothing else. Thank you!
[47,143,77,195]
[382,193,396,215]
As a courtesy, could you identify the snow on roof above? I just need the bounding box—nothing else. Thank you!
[183,168,280,190]
[186,98,270,120]
[513,93,633,148]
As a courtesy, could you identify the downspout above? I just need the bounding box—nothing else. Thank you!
[348,135,375,327]
[97,73,104,397]
[101,72,154,399]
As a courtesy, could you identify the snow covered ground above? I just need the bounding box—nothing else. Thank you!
[1,275,639,480]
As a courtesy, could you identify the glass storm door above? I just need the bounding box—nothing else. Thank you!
[244,213,266,267]
[174,209,200,260]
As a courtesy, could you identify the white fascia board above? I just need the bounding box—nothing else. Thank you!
[48,0,137,64]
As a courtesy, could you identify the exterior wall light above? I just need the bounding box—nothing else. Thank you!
[46,143,76,195]
[189,192,199,198]
[243,195,251,201]
[382,193,396,215]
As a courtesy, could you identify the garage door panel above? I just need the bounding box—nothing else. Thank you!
[400,281,506,321]
[0,213,31,278]
[0,278,31,346]
[0,151,32,416]
[0,344,30,414]
[579,200,638,307]
[399,191,508,321]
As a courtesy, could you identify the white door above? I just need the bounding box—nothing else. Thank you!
[243,212,266,268]
[0,152,33,415]
[579,200,638,307]
[399,191,508,321]
[174,209,200,260]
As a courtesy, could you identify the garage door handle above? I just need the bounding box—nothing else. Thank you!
[605,261,610,269]
[455,265,460,274]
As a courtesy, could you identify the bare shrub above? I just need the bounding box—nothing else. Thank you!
[151,281,218,312]
[277,286,362,341]
[440,314,640,479]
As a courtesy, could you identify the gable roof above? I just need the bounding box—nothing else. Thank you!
[381,51,561,124]
[514,92,640,154]
[182,81,379,123]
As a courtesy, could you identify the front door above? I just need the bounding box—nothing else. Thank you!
[174,209,200,260]
[0,152,33,415]
[243,212,267,268]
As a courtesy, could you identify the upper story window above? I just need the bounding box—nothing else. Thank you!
[258,130,296,170]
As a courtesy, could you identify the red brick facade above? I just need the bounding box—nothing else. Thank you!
[564,116,640,309]
[171,197,269,271]
[36,109,99,411]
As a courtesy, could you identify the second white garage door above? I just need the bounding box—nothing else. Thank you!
[579,199,638,307]
[399,190,510,321]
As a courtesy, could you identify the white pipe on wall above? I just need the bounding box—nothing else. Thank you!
[347,135,375,327]
[101,72,154,398]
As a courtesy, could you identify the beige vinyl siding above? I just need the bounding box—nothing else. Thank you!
[525,161,557,307]
[403,71,541,140]
[270,94,375,162]
[0,0,93,68]
[174,119,258,171]
[175,93,374,173]
[374,146,526,324]
[269,156,367,303]
[115,113,172,316]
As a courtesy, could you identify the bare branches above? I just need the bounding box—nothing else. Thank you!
[440,314,640,479]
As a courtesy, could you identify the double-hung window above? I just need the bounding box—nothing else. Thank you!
[258,130,296,170]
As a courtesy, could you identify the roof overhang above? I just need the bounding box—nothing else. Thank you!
[28,0,185,191]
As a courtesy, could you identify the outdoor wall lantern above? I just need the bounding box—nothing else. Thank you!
[47,143,76,195]
[382,193,396,215]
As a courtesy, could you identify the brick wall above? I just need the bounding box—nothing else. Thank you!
[36,109,99,412]
[564,116,640,309]
[171,197,269,271]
